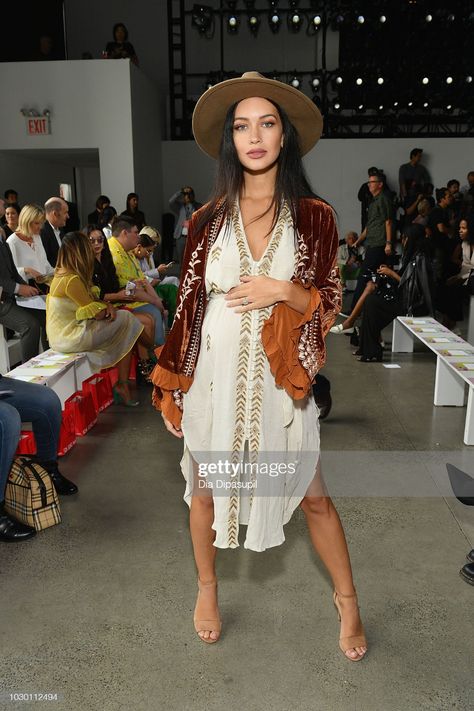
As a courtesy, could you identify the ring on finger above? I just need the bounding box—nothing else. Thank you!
[242,297,249,306]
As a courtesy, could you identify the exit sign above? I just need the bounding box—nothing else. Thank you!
[26,117,51,135]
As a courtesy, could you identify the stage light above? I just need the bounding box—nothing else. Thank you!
[334,14,344,25]
[379,15,387,23]
[393,100,399,108]
[312,14,322,26]
[356,104,365,114]
[377,104,384,113]
[467,75,473,84]
[425,14,432,22]
[356,77,363,86]
[448,14,455,22]
[446,76,453,84]
[377,77,384,85]
[407,101,414,111]
[268,8,281,32]
[422,76,429,85]
[288,5,302,32]
[335,75,343,85]
[289,75,301,89]
[423,102,429,108]
[357,15,365,24]
[247,14,260,33]
[446,104,454,113]
[227,14,239,32]
[310,76,321,89]
[192,4,214,35]
[333,100,342,112]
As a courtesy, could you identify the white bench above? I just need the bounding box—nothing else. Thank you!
[6,350,93,407]
[392,316,474,444]
[0,327,22,375]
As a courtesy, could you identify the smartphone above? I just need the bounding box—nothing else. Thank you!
[166,261,174,268]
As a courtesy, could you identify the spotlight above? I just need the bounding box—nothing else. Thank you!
[422,76,429,85]
[312,14,322,27]
[467,75,473,84]
[268,5,281,33]
[333,100,342,112]
[357,15,365,24]
[247,13,260,34]
[288,3,302,33]
[310,76,321,90]
[335,75,343,85]
[356,103,365,113]
[227,14,239,32]
[423,102,429,108]
[289,74,301,89]
[393,100,399,108]
[379,15,387,23]
[425,14,432,22]
[377,77,384,85]
[407,101,414,111]
[377,104,384,113]
[447,14,455,22]
[446,76,453,84]
[192,4,214,35]
[446,104,454,113]
[356,77,363,86]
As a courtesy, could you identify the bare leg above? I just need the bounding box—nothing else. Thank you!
[300,465,367,660]
[133,312,154,359]
[342,281,376,329]
[114,351,135,402]
[189,463,220,642]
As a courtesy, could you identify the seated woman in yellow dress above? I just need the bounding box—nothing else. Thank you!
[46,231,144,406]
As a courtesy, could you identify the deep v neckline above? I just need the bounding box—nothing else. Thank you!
[235,201,285,263]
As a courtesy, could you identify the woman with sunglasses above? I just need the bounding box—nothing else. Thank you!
[86,224,156,378]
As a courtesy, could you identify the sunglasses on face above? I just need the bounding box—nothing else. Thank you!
[89,237,104,244]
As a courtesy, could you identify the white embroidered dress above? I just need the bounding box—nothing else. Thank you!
[180,205,320,552]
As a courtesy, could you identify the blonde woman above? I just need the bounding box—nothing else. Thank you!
[7,204,54,283]
[47,231,144,406]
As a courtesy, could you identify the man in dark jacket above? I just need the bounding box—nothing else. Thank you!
[40,197,69,267]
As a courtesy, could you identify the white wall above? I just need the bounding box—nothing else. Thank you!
[0,60,135,213]
[162,137,474,235]
[0,60,163,225]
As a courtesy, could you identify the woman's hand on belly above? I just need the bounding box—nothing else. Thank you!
[225,275,287,313]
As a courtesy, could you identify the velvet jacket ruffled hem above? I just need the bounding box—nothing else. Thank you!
[151,197,342,428]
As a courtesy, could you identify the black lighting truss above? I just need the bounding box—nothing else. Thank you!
[167,0,474,140]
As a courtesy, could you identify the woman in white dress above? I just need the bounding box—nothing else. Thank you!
[152,73,367,660]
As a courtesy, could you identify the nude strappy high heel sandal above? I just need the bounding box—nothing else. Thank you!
[333,589,367,662]
[193,578,222,644]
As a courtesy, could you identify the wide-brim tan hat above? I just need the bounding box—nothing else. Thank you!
[192,71,323,160]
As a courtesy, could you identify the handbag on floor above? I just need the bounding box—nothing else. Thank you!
[4,457,61,531]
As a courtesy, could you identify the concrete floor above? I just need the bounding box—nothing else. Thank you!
[1,316,473,711]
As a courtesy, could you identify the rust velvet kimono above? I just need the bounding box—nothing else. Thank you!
[151,197,342,426]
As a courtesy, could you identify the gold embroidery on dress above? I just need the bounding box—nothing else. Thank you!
[226,203,289,546]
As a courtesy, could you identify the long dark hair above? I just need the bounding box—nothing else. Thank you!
[400,223,429,270]
[194,98,320,235]
[126,192,139,213]
[85,224,120,295]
